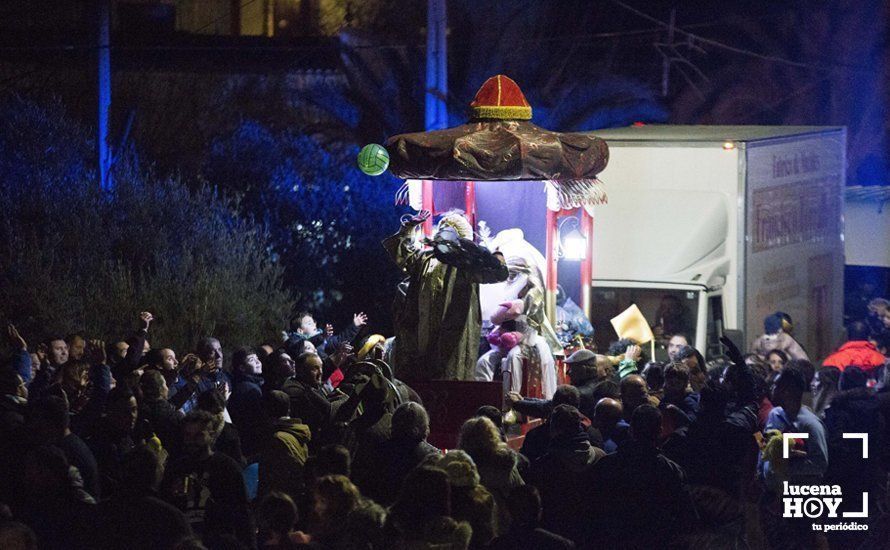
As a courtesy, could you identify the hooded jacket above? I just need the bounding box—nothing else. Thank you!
[530,433,605,543]
[227,370,265,458]
[258,417,311,500]
[823,341,886,372]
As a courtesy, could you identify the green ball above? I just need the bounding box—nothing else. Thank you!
[357,144,390,176]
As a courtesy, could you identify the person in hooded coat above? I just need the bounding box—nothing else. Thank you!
[258,391,311,502]
[823,367,886,543]
[384,210,508,381]
[529,405,605,544]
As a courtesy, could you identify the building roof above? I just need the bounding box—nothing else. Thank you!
[591,124,845,143]
[846,185,890,203]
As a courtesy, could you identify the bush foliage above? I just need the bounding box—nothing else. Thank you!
[0,99,294,353]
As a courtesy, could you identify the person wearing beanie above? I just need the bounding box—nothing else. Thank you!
[752,311,809,361]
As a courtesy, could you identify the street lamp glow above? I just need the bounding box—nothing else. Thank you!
[562,228,587,260]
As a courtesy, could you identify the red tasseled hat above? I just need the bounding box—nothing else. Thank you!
[469,74,532,120]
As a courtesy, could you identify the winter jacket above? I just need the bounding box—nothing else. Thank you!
[470,448,524,536]
[140,398,182,454]
[823,341,886,372]
[823,388,887,516]
[280,378,332,441]
[530,435,605,544]
[587,440,695,548]
[228,370,266,458]
[258,417,311,500]
[353,435,439,506]
[162,451,253,548]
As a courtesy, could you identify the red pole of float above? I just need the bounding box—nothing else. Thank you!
[580,209,593,315]
[545,208,559,322]
[422,180,435,235]
[464,181,476,231]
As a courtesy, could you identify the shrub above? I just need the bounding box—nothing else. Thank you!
[0,98,294,354]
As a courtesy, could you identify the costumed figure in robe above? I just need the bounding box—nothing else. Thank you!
[480,229,562,356]
[383,209,509,381]
[494,300,557,400]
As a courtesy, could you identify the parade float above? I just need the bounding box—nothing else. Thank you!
[361,75,610,446]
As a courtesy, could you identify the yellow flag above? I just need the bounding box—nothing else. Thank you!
[610,304,654,344]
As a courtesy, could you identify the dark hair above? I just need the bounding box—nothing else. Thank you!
[766,349,789,365]
[196,337,220,357]
[107,384,135,406]
[294,352,320,374]
[608,338,636,357]
[641,361,665,391]
[630,404,662,444]
[506,485,542,528]
[182,410,216,431]
[591,379,620,402]
[664,361,690,383]
[776,366,807,396]
[787,358,815,385]
[474,405,503,428]
[257,492,298,539]
[263,390,291,419]
[847,321,871,341]
[676,345,705,368]
[839,366,869,391]
[552,385,581,408]
[312,445,351,478]
[140,370,166,400]
[196,388,225,415]
[548,404,583,440]
[231,347,256,372]
[144,349,163,369]
[395,467,451,520]
[65,333,85,345]
[392,402,430,441]
[290,312,313,331]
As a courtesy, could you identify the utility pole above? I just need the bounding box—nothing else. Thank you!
[660,7,675,97]
[97,0,113,191]
[425,0,448,131]
[421,0,448,234]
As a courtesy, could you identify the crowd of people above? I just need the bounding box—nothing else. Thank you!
[0,295,889,550]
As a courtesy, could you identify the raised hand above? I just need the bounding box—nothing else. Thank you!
[88,339,107,365]
[353,312,368,328]
[403,209,431,227]
[139,311,155,331]
[6,324,27,350]
[325,323,334,338]
[624,344,642,362]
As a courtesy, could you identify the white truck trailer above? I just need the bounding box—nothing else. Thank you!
[587,125,846,362]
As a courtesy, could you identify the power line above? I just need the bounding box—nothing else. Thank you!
[606,0,872,75]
